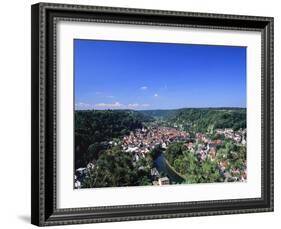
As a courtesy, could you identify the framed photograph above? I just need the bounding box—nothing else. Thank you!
[31,2,274,226]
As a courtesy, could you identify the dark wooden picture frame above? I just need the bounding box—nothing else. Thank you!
[31,2,274,226]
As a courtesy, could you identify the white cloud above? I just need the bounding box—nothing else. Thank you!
[76,101,150,110]
[127,103,139,107]
[154,93,159,97]
[127,103,151,109]
[95,102,123,108]
[140,86,148,90]
[95,102,150,109]
[75,102,94,110]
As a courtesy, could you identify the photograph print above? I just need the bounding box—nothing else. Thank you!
[74,39,247,189]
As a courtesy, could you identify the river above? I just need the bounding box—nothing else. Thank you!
[154,152,185,184]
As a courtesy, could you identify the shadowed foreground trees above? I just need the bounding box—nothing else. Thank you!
[82,146,152,188]
[75,110,153,169]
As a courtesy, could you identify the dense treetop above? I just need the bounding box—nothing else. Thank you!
[168,108,246,132]
[75,110,152,169]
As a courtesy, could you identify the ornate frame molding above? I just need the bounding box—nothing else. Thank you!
[31,3,274,226]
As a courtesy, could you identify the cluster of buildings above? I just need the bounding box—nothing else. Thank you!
[121,126,189,162]
[219,159,247,182]
[74,126,247,188]
[74,162,94,189]
[189,129,247,181]
[120,126,191,186]
[189,133,223,161]
[215,128,246,145]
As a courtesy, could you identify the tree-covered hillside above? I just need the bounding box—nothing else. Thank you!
[139,109,177,120]
[74,108,247,188]
[75,110,153,169]
[168,108,246,133]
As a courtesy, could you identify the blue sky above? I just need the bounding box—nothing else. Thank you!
[74,39,246,110]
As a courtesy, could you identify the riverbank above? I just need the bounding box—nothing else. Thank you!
[164,157,186,182]
[154,152,185,184]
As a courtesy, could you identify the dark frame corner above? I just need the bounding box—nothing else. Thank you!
[31,2,274,226]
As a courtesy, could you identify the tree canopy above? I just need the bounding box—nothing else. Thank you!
[75,110,152,169]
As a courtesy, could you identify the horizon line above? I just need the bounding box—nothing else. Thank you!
[75,106,246,111]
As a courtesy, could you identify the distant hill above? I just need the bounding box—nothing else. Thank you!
[167,108,246,132]
[140,107,246,132]
[139,109,177,119]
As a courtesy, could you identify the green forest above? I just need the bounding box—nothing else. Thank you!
[75,108,247,188]
[165,141,246,183]
[141,108,246,132]
[75,110,152,169]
